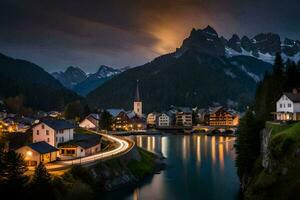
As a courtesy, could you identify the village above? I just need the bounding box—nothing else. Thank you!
[0,81,300,169]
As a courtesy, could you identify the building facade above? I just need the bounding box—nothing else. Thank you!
[175,108,193,127]
[58,133,101,158]
[16,141,58,166]
[207,107,239,126]
[32,119,75,147]
[79,113,100,129]
[112,111,131,131]
[147,112,158,128]
[275,90,300,121]
[157,113,171,127]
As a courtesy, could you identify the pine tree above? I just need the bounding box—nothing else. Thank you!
[32,162,51,186]
[29,162,55,200]
[285,60,300,89]
[235,110,264,187]
[0,150,28,197]
[100,110,113,131]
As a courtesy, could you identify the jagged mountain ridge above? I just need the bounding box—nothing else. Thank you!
[177,26,300,64]
[52,66,87,89]
[52,65,123,95]
[87,25,283,112]
[73,65,121,96]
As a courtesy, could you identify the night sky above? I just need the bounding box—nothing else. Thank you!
[0,0,299,72]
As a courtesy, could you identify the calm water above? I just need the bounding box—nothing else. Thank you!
[103,134,240,200]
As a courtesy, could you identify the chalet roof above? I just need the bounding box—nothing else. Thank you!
[126,110,136,119]
[27,141,58,154]
[157,112,171,118]
[88,113,100,120]
[283,92,300,103]
[106,109,125,117]
[131,115,146,123]
[208,106,223,114]
[174,107,192,113]
[39,119,76,130]
[58,133,101,149]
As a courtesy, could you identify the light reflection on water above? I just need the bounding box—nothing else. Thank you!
[103,134,240,200]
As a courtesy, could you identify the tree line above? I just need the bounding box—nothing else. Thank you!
[235,53,300,189]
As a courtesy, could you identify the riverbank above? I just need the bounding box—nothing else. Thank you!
[41,146,166,200]
[89,146,166,192]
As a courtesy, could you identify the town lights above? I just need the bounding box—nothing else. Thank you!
[26,151,32,157]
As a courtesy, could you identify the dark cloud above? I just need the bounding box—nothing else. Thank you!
[0,0,299,72]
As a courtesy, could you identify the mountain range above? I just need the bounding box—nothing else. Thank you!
[0,53,82,111]
[87,26,300,112]
[52,65,125,96]
[1,25,299,113]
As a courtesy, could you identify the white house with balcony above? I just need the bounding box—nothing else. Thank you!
[32,119,76,147]
[157,113,171,127]
[275,89,300,121]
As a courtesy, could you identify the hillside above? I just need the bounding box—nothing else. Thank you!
[244,122,300,199]
[0,53,82,111]
[87,49,272,112]
[87,26,274,112]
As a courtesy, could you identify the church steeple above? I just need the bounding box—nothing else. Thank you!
[135,80,140,102]
[133,80,142,117]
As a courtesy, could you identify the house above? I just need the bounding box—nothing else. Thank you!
[175,107,193,127]
[32,118,76,147]
[131,115,146,130]
[58,133,101,158]
[112,111,132,131]
[79,113,100,129]
[206,106,239,126]
[16,141,58,166]
[274,89,300,121]
[157,113,171,127]
[147,112,158,128]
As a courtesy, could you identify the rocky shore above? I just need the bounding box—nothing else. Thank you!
[88,146,166,191]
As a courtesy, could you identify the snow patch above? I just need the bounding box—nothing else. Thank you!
[226,47,300,64]
[224,70,237,79]
[239,65,260,82]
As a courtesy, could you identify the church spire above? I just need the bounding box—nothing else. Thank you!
[135,80,140,102]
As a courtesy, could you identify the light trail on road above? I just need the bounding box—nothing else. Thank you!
[45,131,133,171]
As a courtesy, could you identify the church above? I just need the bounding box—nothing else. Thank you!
[134,80,143,117]
[110,80,146,131]
[131,80,146,130]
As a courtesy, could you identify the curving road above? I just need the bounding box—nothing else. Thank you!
[45,132,133,171]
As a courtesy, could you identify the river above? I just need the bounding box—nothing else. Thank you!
[103,134,240,200]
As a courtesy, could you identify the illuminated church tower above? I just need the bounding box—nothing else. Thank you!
[134,80,142,117]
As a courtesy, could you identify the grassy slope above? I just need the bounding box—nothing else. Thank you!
[127,148,156,179]
[245,122,300,199]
